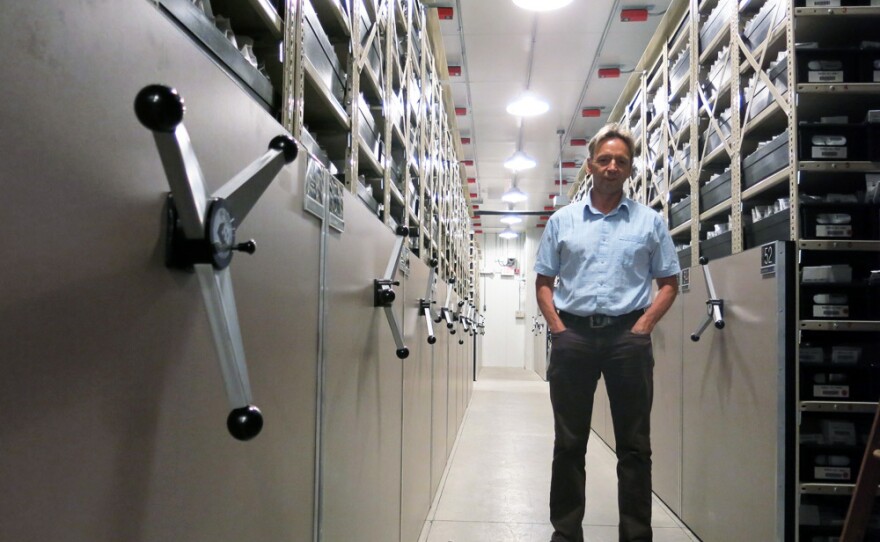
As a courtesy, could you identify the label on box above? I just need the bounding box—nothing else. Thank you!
[812,146,847,159]
[831,347,861,364]
[816,225,853,238]
[800,347,824,363]
[806,0,841,5]
[814,466,851,481]
[813,305,849,318]
[808,71,844,83]
[814,385,850,398]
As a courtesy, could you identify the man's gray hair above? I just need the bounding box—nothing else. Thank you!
[588,123,635,160]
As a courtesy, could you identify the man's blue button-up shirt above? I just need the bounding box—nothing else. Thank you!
[534,192,681,317]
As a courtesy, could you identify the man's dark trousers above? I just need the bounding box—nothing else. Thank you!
[547,314,654,542]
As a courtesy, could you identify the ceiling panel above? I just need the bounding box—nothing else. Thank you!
[434,0,675,233]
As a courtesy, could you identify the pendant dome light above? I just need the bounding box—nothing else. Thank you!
[506,92,549,117]
[503,151,537,172]
[513,0,573,12]
[501,182,528,204]
[498,227,519,239]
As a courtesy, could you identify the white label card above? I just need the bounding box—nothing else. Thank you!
[816,225,853,238]
[813,305,849,318]
[814,466,851,481]
[813,385,850,398]
[812,146,847,159]
[808,71,844,83]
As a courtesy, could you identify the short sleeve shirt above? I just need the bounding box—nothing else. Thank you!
[533,191,680,316]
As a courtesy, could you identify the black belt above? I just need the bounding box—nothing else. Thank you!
[559,309,645,329]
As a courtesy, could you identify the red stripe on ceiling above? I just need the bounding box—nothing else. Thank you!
[570,138,588,146]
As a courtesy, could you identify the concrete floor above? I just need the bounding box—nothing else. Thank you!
[419,367,699,542]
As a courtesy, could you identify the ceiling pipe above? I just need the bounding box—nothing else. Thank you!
[561,0,625,147]
[453,0,481,189]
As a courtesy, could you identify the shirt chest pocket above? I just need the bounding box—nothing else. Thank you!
[617,233,650,268]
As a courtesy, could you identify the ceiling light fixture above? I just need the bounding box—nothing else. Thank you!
[501,183,528,203]
[506,92,549,117]
[498,227,519,239]
[512,0,573,12]
[499,214,523,225]
[504,151,537,172]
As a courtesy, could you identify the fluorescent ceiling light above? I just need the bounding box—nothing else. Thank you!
[506,93,549,117]
[504,151,536,172]
[499,214,523,225]
[512,0,573,11]
[498,227,519,239]
[501,185,528,203]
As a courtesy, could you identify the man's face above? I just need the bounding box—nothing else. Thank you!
[587,137,632,194]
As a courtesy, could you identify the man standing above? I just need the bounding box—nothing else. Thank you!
[534,124,680,542]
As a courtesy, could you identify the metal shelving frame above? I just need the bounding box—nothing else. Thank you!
[280,0,472,292]
[596,0,880,538]
[791,5,880,535]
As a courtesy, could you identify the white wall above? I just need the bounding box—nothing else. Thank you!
[523,229,545,375]
[474,232,545,371]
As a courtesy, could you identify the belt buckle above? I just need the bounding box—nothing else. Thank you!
[589,314,611,328]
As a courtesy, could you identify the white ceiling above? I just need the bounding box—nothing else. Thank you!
[430,0,673,232]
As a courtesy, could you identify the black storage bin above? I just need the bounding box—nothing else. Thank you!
[800,365,879,402]
[700,230,732,261]
[670,195,692,229]
[797,0,876,6]
[868,115,880,162]
[356,0,382,77]
[860,47,880,83]
[798,123,866,161]
[743,130,789,189]
[799,444,866,483]
[699,0,733,51]
[796,47,859,83]
[670,48,690,90]
[742,0,784,52]
[745,209,790,248]
[801,203,876,240]
[704,111,733,155]
[799,284,872,320]
[677,246,692,269]
[747,56,788,119]
[303,0,347,103]
[700,170,732,209]
[357,96,381,157]
[670,103,690,134]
